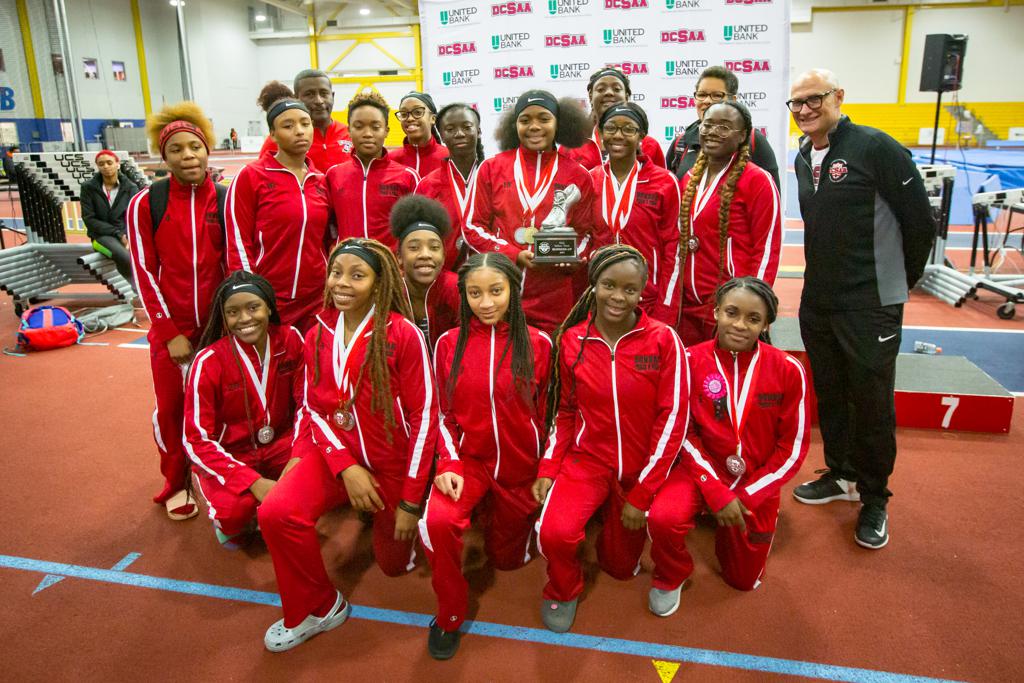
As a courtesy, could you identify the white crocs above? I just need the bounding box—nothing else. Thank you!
[264,592,350,652]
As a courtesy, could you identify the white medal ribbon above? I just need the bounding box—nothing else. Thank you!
[601,160,641,241]
[713,347,761,461]
[332,306,375,400]
[235,335,272,417]
[691,153,735,224]
[448,160,479,222]
[513,148,558,227]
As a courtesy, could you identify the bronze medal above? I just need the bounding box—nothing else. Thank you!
[725,454,746,477]
[257,425,275,445]
[333,409,355,431]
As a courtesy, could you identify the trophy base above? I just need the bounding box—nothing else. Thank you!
[532,229,579,265]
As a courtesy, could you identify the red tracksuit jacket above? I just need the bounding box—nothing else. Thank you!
[402,270,459,350]
[183,325,310,493]
[683,340,809,513]
[225,157,332,328]
[126,175,226,343]
[589,157,681,326]
[259,120,353,172]
[680,160,781,307]
[297,308,439,503]
[563,129,666,171]
[539,310,689,510]
[463,148,597,332]
[415,159,480,271]
[391,137,449,179]
[434,320,553,486]
[325,150,420,251]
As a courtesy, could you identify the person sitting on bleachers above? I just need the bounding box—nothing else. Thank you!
[80,150,140,287]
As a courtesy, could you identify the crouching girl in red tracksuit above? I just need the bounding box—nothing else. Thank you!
[677,101,781,347]
[647,277,809,616]
[534,244,689,634]
[183,271,306,549]
[390,195,459,350]
[226,82,332,333]
[258,238,438,653]
[420,252,553,659]
[326,91,419,251]
[463,90,596,334]
[127,102,225,520]
[590,103,681,326]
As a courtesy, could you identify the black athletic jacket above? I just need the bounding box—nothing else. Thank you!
[80,171,140,240]
[666,119,780,190]
[795,116,934,311]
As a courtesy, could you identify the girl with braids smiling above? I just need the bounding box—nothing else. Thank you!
[463,89,596,333]
[415,102,485,271]
[420,252,553,660]
[257,238,438,653]
[326,91,419,251]
[183,271,306,550]
[534,244,689,634]
[647,277,808,615]
[677,100,782,347]
[227,81,332,333]
[590,102,681,326]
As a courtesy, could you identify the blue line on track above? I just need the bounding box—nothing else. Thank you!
[0,553,961,683]
[31,551,141,595]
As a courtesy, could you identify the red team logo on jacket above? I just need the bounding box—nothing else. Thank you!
[829,159,849,183]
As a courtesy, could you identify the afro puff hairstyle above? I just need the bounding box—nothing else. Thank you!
[495,96,590,152]
[146,101,215,155]
[257,80,295,112]
[389,194,452,242]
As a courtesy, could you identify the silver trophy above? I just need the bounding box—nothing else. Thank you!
[532,184,582,264]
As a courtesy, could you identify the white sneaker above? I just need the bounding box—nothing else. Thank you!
[649,583,684,617]
[264,591,350,652]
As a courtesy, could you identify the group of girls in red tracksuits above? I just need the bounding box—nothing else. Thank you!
[127,70,802,659]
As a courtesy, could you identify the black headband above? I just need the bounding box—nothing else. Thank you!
[221,281,279,321]
[398,221,443,243]
[401,91,437,114]
[590,68,628,91]
[267,99,310,128]
[334,242,382,274]
[514,90,559,118]
[599,104,645,132]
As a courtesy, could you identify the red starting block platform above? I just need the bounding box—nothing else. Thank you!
[772,318,1014,434]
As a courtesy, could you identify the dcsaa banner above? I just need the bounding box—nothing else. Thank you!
[419,0,790,175]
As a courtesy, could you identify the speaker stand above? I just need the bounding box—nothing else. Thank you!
[930,90,943,164]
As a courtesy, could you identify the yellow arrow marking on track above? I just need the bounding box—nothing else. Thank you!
[652,659,681,683]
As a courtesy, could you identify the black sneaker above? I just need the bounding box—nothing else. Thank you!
[855,504,889,549]
[793,469,859,505]
[427,618,461,660]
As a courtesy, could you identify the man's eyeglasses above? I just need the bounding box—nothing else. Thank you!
[601,123,641,137]
[698,122,738,136]
[785,89,836,113]
[395,107,428,121]
[694,91,729,103]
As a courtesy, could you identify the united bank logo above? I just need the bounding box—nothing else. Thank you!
[723,24,768,42]
[546,0,591,16]
[660,29,706,43]
[724,58,771,73]
[439,6,479,25]
[438,41,477,56]
[491,1,534,14]
[546,33,587,47]
[663,0,706,8]
[493,96,518,113]
[664,124,687,141]
[601,28,646,45]
[605,61,649,76]
[491,33,531,51]
[494,65,536,79]
[660,95,698,110]
[441,69,481,87]
[664,59,709,78]
[549,62,591,80]
[735,91,768,108]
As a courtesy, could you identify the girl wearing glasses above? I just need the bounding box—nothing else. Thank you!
[665,66,780,190]
[589,102,681,326]
[227,82,333,333]
[564,67,666,171]
[463,90,596,334]
[415,102,485,271]
[392,91,449,179]
[326,91,419,251]
[677,100,781,347]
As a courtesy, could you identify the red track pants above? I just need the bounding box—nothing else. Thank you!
[258,449,416,628]
[536,457,656,603]
[647,465,779,591]
[149,336,193,504]
[192,438,292,536]
[420,458,539,633]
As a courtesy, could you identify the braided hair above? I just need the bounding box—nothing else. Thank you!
[678,100,754,287]
[447,253,535,405]
[436,102,485,166]
[313,238,412,438]
[545,244,648,432]
[714,276,778,345]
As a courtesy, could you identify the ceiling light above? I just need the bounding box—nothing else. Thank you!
[169,0,184,6]
[254,13,266,21]
[359,7,370,15]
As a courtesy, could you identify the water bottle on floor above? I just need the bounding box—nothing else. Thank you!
[913,341,942,354]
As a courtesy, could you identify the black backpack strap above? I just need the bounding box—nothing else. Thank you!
[213,182,228,233]
[147,178,170,232]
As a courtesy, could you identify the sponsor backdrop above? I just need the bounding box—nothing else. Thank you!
[419,0,790,168]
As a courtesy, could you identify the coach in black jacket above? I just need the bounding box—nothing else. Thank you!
[787,69,934,550]
[80,150,140,286]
